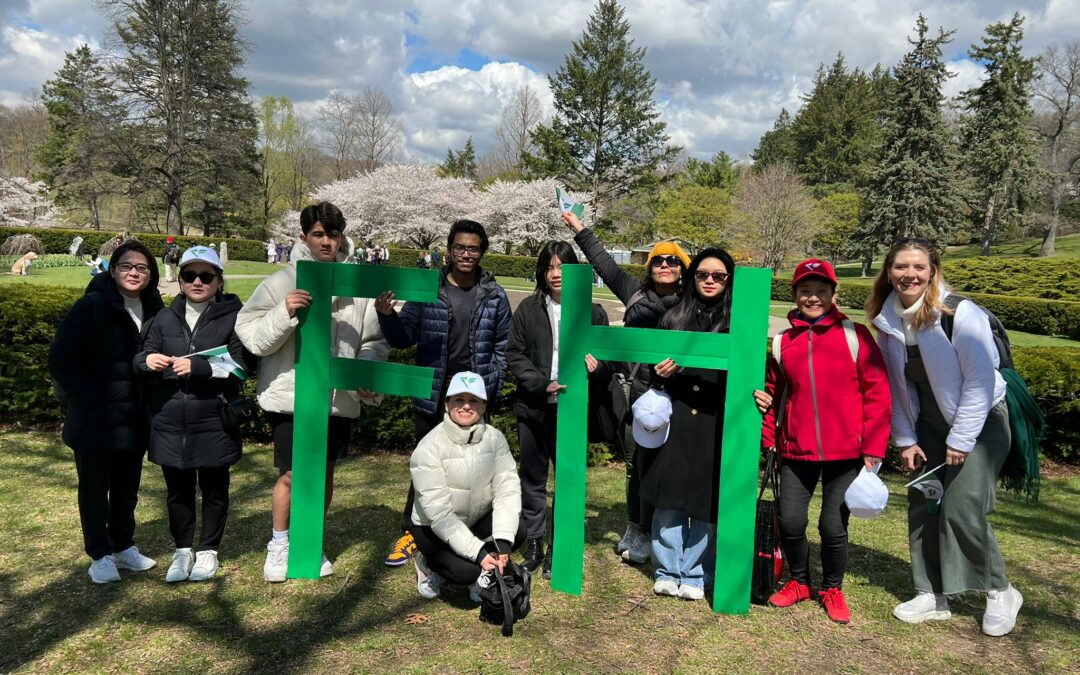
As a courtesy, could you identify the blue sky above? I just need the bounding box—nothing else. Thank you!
[2,1,1078,163]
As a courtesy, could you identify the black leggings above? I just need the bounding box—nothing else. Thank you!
[518,410,558,540]
[777,458,861,590]
[622,423,656,532]
[161,465,231,550]
[73,447,145,560]
[411,511,527,584]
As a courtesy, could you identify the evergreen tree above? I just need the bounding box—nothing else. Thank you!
[752,108,797,168]
[37,45,123,230]
[528,0,679,218]
[440,137,478,180]
[860,15,963,266]
[959,13,1041,256]
[682,151,739,191]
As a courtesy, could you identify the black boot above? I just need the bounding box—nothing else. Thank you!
[521,538,544,572]
[542,549,552,580]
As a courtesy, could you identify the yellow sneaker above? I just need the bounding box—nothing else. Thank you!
[384,532,417,567]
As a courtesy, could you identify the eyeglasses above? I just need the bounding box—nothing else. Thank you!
[180,270,218,284]
[452,244,482,257]
[116,262,150,275]
[650,255,681,268]
[695,271,730,283]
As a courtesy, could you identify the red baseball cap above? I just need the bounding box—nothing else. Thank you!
[166,236,175,243]
[791,258,838,287]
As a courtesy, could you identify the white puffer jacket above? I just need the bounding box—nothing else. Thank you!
[410,415,522,562]
[235,239,388,417]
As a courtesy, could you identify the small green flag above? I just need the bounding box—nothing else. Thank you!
[556,187,585,219]
[184,345,248,380]
[905,462,946,513]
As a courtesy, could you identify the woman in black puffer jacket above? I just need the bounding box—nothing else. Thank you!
[562,211,691,564]
[134,246,254,583]
[48,241,164,584]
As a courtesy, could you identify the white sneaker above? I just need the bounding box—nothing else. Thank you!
[320,553,334,578]
[982,585,1023,637]
[264,539,289,583]
[677,584,705,601]
[622,530,651,565]
[111,546,156,571]
[165,548,194,583]
[653,578,679,597]
[188,550,219,582]
[414,552,441,599]
[893,592,952,623]
[88,556,121,584]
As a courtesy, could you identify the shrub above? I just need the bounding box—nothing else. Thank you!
[384,246,647,282]
[943,258,1080,301]
[0,226,267,263]
[1012,347,1080,462]
[1,234,44,255]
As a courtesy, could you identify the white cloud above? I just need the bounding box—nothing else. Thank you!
[0,25,96,104]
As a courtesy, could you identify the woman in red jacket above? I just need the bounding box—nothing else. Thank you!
[759,259,891,623]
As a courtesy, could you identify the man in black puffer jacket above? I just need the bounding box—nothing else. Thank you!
[374,219,511,568]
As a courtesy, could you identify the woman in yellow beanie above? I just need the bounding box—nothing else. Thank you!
[562,211,690,564]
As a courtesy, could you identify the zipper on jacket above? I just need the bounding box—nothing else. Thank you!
[807,329,825,460]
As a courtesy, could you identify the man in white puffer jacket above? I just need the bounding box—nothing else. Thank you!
[235,203,388,582]
[409,371,524,601]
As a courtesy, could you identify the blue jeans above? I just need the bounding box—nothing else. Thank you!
[652,507,711,589]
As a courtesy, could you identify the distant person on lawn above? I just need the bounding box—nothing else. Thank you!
[867,237,1022,637]
[236,202,388,583]
[48,241,164,584]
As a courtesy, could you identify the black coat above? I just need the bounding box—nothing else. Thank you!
[48,276,164,453]
[639,305,729,523]
[134,294,253,469]
[507,294,611,431]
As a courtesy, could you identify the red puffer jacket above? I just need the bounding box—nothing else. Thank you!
[761,308,891,461]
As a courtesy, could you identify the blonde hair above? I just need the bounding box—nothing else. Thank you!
[865,238,953,331]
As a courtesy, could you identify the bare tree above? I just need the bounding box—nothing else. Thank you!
[731,163,820,272]
[1033,40,1080,257]
[0,92,48,178]
[318,90,361,180]
[494,85,542,174]
[354,86,402,173]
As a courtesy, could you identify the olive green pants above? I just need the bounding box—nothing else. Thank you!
[908,403,1011,595]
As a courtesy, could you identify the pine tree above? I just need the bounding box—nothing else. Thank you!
[37,45,123,230]
[528,0,679,219]
[440,137,477,180]
[752,108,797,168]
[959,13,1041,256]
[860,15,963,263]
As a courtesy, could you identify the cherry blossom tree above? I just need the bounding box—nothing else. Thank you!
[0,174,61,227]
[477,178,590,254]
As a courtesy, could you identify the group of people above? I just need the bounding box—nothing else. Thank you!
[357,243,390,266]
[413,248,442,269]
[46,202,1024,637]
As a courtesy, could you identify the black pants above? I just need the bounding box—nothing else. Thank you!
[411,511,527,584]
[778,458,862,590]
[518,408,558,540]
[161,465,231,550]
[400,409,442,532]
[72,447,145,560]
[621,422,656,532]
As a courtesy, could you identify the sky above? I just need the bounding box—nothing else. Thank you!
[2,0,1078,164]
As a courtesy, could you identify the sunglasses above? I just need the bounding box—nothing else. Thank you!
[894,236,934,246]
[180,270,218,284]
[650,255,681,268]
[695,271,730,283]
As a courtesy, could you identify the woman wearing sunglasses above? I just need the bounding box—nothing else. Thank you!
[135,246,254,583]
[562,211,691,565]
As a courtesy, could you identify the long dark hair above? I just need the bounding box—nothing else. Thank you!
[660,247,736,332]
[532,240,578,300]
[109,240,161,291]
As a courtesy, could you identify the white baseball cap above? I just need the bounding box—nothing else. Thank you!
[632,389,672,449]
[445,371,487,401]
[844,466,889,518]
[179,245,223,272]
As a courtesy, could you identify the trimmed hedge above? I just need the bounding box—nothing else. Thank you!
[384,246,648,282]
[3,283,1076,463]
[942,258,1080,301]
[0,226,267,263]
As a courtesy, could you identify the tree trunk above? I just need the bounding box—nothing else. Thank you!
[861,248,873,278]
[980,192,996,256]
[166,192,183,235]
[90,191,100,231]
[1040,179,1061,257]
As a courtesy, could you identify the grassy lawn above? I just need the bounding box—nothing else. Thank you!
[0,430,1076,673]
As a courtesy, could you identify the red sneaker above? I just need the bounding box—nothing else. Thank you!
[819,587,851,624]
[768,580,812,608]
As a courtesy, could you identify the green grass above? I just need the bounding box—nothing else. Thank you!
[0,430,1076,672]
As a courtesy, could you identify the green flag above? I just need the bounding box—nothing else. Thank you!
[556,187,585,218]
[905,462,946,513]
[184,345,248,380]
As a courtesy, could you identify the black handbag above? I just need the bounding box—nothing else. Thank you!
[751,448,783,604]
[218,392,256,431]
[478,541,531,637]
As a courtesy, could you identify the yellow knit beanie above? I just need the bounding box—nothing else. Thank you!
[645,241,691,269]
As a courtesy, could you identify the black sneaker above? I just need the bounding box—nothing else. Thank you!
[542,549,552,580]
[521,538,544,572]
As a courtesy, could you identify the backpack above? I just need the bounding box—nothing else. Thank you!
[477,543,532,637]
[940,294,1045,501]
[164,243,180,264]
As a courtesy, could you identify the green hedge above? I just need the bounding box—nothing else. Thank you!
[384,246,648,282]
[0,226,267,263]
[942,258,1080,301]
[6,285,1074,462]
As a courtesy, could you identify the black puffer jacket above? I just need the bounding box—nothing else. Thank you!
[134,294,254,469]
[48,276,164,453]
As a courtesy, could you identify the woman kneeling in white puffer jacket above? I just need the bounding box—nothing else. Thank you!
[410,371,525,601]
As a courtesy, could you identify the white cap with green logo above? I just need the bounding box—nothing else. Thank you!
[445,371,487,401]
